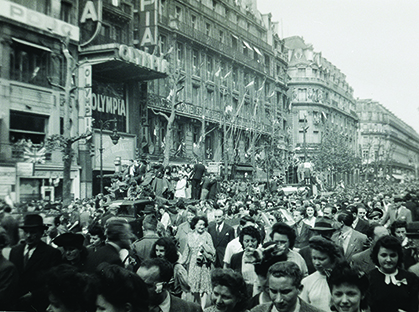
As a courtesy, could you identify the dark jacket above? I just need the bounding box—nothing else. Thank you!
[292,221,313,249]
[9,241,62,311]
[84,243,123,273]
[169,294,202,312]
[207,222,235,268]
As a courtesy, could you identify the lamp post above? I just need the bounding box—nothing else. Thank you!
[98,119,120,194]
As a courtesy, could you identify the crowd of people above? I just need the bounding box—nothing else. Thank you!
[2,160,419,312]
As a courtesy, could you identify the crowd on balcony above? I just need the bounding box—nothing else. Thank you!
[2,159,419,312]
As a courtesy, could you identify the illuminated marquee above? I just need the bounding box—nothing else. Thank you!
[118,44,169,74]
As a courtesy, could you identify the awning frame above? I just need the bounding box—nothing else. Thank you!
[12,37,52,52]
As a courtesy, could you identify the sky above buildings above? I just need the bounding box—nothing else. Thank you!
[257,0,419,134]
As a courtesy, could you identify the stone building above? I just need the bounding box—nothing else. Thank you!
[0,0,80,202]
[284,36,359,184]
[140,0,290,179]
[356,99,419,181]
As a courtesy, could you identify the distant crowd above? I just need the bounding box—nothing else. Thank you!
[1,160,419,312]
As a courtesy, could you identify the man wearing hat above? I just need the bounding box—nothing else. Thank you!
[382,196,412,227]
[9,213,62,312]
[298,217,336,274]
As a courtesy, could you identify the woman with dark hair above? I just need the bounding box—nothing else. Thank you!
[327,262,369,312]
[204,269,249,312]
[46,264,96,312]
[230,226,261,296]
[150,237,190,297]
[367,235,419,312]
[300,236,343,311]
[181,215,215,308]
[94,263,149,312]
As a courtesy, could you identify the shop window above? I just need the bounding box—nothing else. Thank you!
[9,39,50,87]
[9,111,48,144]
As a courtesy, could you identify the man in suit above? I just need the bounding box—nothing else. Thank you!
[331,210,367,261]
[350,204,369,235]
[191,161,206,199]
[291,209,312,250]
[138,258,202,312]
[351,224,388,273]
[208,208,235,267]
[249,261,324,312]
[382,196,413,227]
[9,214,62,312]
[85,217,135,273]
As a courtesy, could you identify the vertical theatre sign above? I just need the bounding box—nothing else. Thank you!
[79,0,102,47]
[79,64,92,133]
[139,0,158,47]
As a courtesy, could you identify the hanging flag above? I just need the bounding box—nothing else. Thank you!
[245,80,254,89]
[223,71,231,80]
[257,78,266,93]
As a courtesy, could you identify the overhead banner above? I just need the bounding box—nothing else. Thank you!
[139,0,158,47]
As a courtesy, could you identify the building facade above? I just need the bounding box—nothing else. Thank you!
[0,0,80,202]
[284,36,359,184]
[140,0,290,179]
[0,0,169,202]
[356,99,419,181]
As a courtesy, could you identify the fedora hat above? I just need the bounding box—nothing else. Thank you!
[20,214,47,229]
[310,218,335,231]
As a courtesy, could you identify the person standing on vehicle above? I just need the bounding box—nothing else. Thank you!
[191,161,206,200]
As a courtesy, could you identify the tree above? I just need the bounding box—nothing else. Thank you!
[151,68,185,167]
[46,37,91,206]
[313,124,360,185]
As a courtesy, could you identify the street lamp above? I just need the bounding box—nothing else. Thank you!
[98,118,120,194]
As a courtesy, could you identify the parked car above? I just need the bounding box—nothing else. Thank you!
[109,198,154,238]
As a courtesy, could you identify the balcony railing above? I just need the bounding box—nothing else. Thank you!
[147,93,273,134]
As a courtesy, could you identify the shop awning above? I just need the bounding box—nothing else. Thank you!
[91,59,167,82]
[12,37,51,52]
